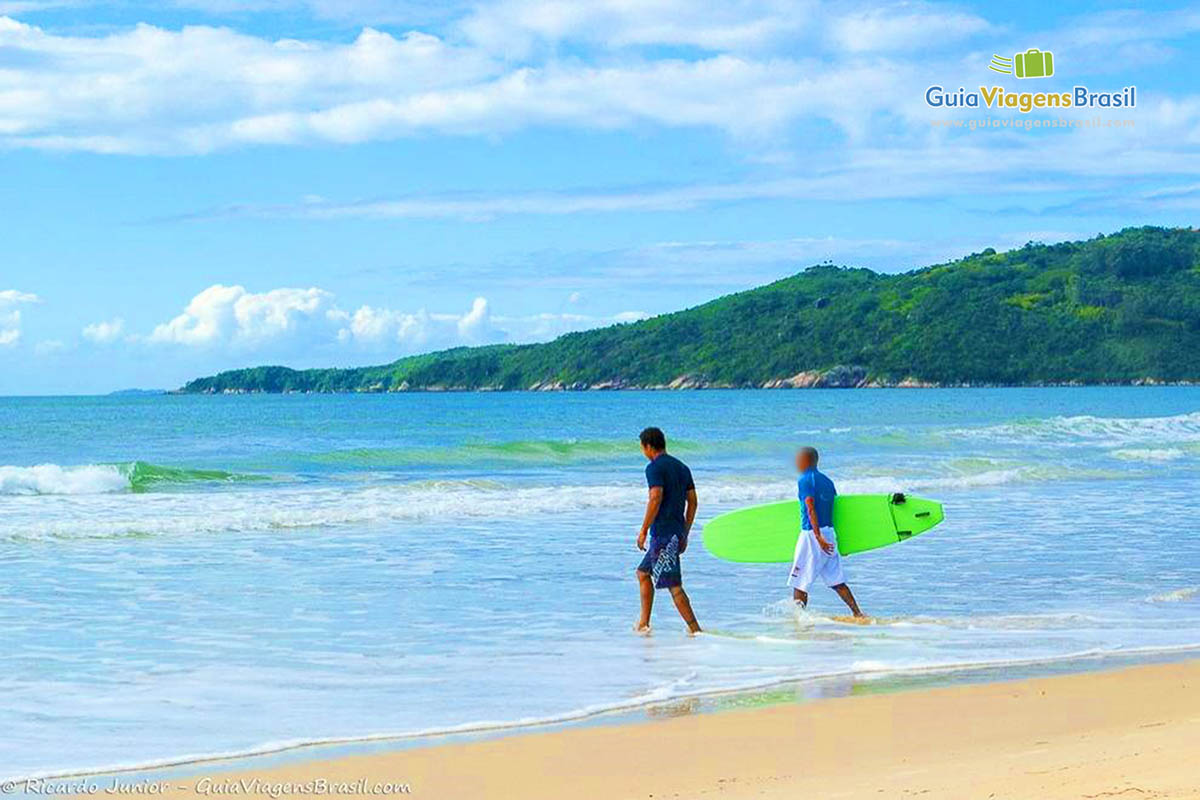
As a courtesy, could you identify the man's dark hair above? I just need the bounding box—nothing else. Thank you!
[800,446,819,465]
[639,427,667,451]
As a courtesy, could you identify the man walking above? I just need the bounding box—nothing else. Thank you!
[635,427,702,634]
[789,446,865,618]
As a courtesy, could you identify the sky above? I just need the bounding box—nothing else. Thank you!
[1,0,1198,394]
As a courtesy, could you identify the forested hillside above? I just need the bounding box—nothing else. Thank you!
[182,227,1200,392]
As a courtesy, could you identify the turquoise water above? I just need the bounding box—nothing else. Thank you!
[2,388,1200,777]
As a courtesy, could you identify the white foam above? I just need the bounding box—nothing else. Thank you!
[838,468,1026,494]
[1148,587,1199,603]
[0,478,788,541]
[22,641,1200,784]
[0,460,1116,540]
[0,464,128,495]
[951,411,1200,447]
[1111,448,1186,462]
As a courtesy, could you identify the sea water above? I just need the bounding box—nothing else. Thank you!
[2,388,1199,777]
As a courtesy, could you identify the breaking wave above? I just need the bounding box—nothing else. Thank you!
[0,461,264,495]
[0,464,128,495]
[1,461,1115,541]
[948,411,1200,447]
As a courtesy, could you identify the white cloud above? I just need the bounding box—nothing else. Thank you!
[827,5,989,53]
[455,296,491,342]
[460,0,812,55]
[336,304,434,347]
[219,136,1200,221]
[0,18,497,153]
[141,284,649,358]
[81,317,125,344]
[1052,8,1200,49]
[148,285,334,345]
[172,0,466,25]
[492,309,649,340]
[333,297,506,350]
[239,172,933,221]
[0,289,39,347]
[1,2,1196,218]
[0,1,73,11]
[0,289,38,303]
[0,2,1013,154]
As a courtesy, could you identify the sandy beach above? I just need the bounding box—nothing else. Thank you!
[88,659,1196,800]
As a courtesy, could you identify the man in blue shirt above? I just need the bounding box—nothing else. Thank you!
[789,446,865,618]
[635,427,702,634]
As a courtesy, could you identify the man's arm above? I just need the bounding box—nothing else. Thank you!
[806,496,834,554]
[680,488,698,553]
[638,487,663,551]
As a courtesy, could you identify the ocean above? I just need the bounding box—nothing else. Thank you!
[2,388,1199,778]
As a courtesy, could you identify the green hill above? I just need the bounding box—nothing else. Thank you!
[181,226,1200,393]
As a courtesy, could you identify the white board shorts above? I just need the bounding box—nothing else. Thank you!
[787,526,846,592]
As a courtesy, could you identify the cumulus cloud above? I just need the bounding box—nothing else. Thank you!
[0,289,39,347]
[332,301,504,349]
[81,317,125,344]
[456,296,492,343]
[148,285,335,346]
[143,284,642,356]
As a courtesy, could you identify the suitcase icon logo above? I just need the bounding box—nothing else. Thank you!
[989,49,1054,79]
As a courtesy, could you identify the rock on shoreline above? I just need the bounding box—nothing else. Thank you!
[177,364,1199,394]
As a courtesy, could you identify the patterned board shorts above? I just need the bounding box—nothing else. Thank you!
[638,534,682,589]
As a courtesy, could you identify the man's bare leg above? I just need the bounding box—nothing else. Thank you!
[831,583,865,618]
[668,586,701,633]
[635,570,654,631]
[792,588,808,607]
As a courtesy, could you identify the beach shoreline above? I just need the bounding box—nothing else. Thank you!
[42,659,1200,799]
[7,391,1200,785]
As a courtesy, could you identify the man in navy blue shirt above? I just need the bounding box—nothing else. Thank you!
[789,446,865,618]
[635,427,702,634]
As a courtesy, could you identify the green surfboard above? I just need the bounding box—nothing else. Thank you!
[702,493,944,562]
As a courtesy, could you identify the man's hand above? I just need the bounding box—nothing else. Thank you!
[639,487,663,552]
[804,496,832,554]
[678,534,688,554]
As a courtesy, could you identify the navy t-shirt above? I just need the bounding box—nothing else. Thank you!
[798,468,837,530]
[645,453,695,539]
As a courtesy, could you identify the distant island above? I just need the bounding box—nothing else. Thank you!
[109,388,168,396]
[180,226,1200,393]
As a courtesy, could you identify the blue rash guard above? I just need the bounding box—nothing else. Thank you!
[798,467,836,530]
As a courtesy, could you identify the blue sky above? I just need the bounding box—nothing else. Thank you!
[1,0,1198,394]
